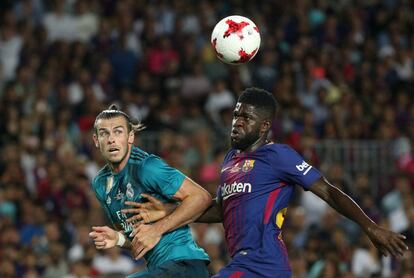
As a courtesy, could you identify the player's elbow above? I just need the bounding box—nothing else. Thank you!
[178,177,213,211]
[187,186,212,212]
[197,189,213,210]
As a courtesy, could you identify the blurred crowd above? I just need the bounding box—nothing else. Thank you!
[0,0,413,277]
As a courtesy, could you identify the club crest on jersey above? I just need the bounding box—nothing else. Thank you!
[242,160,255,172]
[126,183,134,199]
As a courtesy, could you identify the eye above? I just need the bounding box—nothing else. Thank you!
[99,131,109,137]
[114,129,123,135]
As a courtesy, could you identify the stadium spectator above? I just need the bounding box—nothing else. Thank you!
[0,0,413,277]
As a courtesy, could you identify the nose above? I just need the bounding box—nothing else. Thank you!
[232,117,244,128]
[108,132,115,143]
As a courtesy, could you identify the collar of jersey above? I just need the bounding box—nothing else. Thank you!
[108,161,129,177]
[234,141,274,155]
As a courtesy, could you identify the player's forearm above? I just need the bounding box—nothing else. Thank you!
[123,238,133,250]
[195,199,223,223]
[320,179,377,232]
[114,225,134,250]
[152,191,212,234]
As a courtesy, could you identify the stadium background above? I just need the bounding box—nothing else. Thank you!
[0,0,413,277]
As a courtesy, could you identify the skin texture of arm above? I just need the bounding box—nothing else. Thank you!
[122,193,177,224]
[129,177,212,259]
[195,197,223,223]
[309,177,409,257]
[123,195,223,224]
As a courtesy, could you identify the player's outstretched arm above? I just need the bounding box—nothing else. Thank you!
[122,193,177,223]
[309,177,409,257]
[196,197,223,223]
[129,177,212,259]
[122,193,222,224]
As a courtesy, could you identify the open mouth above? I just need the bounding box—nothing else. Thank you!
[108,147,120,153]
[230,129,240,140]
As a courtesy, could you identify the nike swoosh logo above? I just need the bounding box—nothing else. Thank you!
[221,166,232,173]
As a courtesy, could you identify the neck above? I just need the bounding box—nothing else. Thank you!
[241,136,269,153]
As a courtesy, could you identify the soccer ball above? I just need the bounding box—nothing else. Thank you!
[211,15,261,65]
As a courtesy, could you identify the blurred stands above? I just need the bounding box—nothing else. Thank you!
[0,0,413,277]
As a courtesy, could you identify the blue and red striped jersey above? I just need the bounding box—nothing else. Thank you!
[218,143,321,273]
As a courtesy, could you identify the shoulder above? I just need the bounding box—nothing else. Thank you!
[267,143,295,152]
[264,143,303,162]
[137,152,185,191]
[92,165,111,190]
[129,147,164,170]
[129,146,151,164]
[140,154,167,172]
[264,143,295,155]
[129,147,167,173]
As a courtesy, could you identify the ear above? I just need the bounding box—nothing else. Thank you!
[261,120,271,134]
[128,131,135,144]
[92,133,99,148]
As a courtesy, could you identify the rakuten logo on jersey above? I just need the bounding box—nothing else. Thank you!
[222,182,252,200]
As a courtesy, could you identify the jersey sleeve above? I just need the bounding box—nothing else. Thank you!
[271,145,322,190]
[139,156,186,199]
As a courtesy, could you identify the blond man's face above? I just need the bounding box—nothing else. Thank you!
[93,116,134,167]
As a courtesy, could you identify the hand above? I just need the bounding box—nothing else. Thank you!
[130,222,162,259]
[366,225,409,257]
[122,193,175,223]
[89,226,119,249]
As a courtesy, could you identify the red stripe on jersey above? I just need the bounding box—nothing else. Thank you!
[229,271,245,278]
[263,187,282,224]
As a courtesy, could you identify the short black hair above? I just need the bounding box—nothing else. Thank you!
[94,104,145,133]
[238,87,277,120]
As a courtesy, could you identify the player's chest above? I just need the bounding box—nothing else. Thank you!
[220,156,274,183]
[104,175,143,208]
[219,157,278,201]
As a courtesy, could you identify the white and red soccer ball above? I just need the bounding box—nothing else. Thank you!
[211,15,261,65]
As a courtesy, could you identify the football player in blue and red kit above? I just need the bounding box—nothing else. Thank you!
[124,88,409,278]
